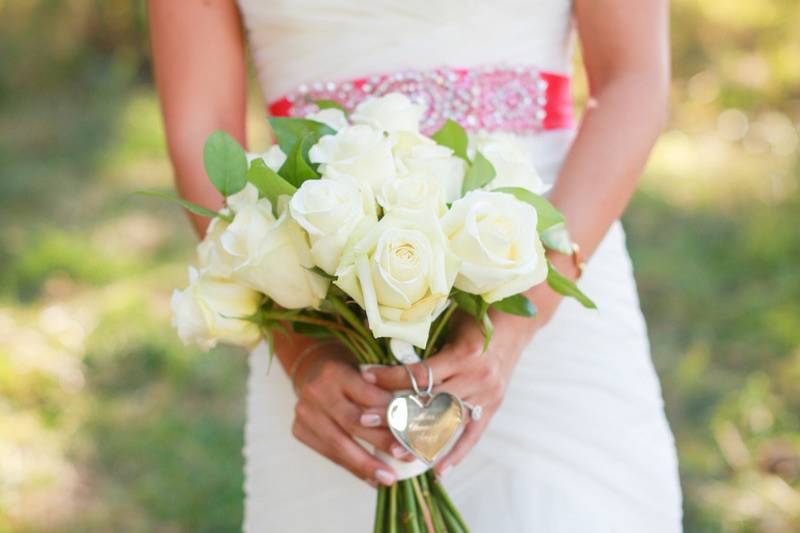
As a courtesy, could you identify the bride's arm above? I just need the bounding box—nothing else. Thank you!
[549,0,671,272]
[149,1,312,385]
[503,0,672,326]
[148,0,246,236]
[366,0,670,477]
[149,0,401,486]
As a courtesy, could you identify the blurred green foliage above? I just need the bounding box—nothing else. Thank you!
[0,0,798,531]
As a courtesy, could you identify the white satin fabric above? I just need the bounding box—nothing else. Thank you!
[237,1,683,531]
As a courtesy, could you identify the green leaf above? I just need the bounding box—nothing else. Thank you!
[493,186,565,232]
[539,222,574,254]
[276,138,313,186]
[431,119,469,161]
[451,289,483,318]
[295,134,323,184]
[312,99,347,114]
[136,190,232,221]
[547,262,597,309]
[203,131,248,196]
[461,151,496,195]
[268,117,335,186]
[268,117,334,180]
[491,294,537,317]
[246,159,297,215]
[268,117,335,154]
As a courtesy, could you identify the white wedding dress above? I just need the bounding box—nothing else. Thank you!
[237,1,683,531]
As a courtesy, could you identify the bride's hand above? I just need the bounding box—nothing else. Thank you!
[291,346,410,486]
[361,259,571,477]
[362,288,557,477]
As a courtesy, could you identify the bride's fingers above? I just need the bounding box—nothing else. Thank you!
[358,407,387,428]
[357,427,415,462]
[324,396,413,461]
[362,349,463,392]
[291,418,345,470]
[291,419,383,486]
[294,402,398,486]
[343,371,394,408]
[433,375,484,401]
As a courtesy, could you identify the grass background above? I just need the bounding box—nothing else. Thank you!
[0,1,798,531]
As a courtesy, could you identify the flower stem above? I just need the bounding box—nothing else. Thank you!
[374,485,388,533]
[439,504,464,533]
[260,312,352,335]
[427,471,469,532]
[389,483,398,533]
[411,476,435,532]
[419,474,445,532]
[423,302,457,358]
[327,295,384,359]
[340,329,380,365]
[329,330,366,363]
[401,480,422,533]
[262,311,379,364]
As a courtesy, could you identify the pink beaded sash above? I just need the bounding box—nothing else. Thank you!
[269,65,574,135]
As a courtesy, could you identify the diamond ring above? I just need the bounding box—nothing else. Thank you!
[463,401,483,421]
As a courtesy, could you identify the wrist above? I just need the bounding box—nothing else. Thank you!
[289,340,341,393]
[546,249,580,281]
[488,309,537,362]
[513,274,565,333]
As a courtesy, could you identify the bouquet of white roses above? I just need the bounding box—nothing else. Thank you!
[153,93,594,532]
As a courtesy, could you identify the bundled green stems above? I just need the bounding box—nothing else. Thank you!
[373,472,469,533]
[261,292,469,531]
[259,294,458,366]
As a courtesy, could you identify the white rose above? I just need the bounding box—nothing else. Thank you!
[390,130,431,158]
[246,144,287,171]
[351,93,424,133]
[473,133,546,194]
[309,125,397,194]
[320,166,381,219]
[220,193,329,309]
[289,178,376,275]
[335,211,459,348]
[442,190,547,302]
[377,176,446,217]
[171,267,261,350]
[196,217,235,278]
[397,141,466,203]
[306,108,349,131]
[226,181,260,213]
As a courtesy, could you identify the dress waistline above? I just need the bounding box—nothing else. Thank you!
[268,65,574,135]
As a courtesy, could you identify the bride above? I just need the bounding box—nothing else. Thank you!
[148,0,681,531]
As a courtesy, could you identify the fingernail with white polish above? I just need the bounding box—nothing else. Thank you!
[361,371,376,383]
[391,445,407,458]
[439,465,453,480]
[360,413,381,427]
[375,469,396,486]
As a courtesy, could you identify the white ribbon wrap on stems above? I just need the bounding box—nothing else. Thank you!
[375,450,430,480]
[388,339,421,365]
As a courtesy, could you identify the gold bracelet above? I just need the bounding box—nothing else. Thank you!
[571,242,586,279]
[289,341,338,394]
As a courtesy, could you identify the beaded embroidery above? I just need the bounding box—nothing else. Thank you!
[272,65,563,135]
